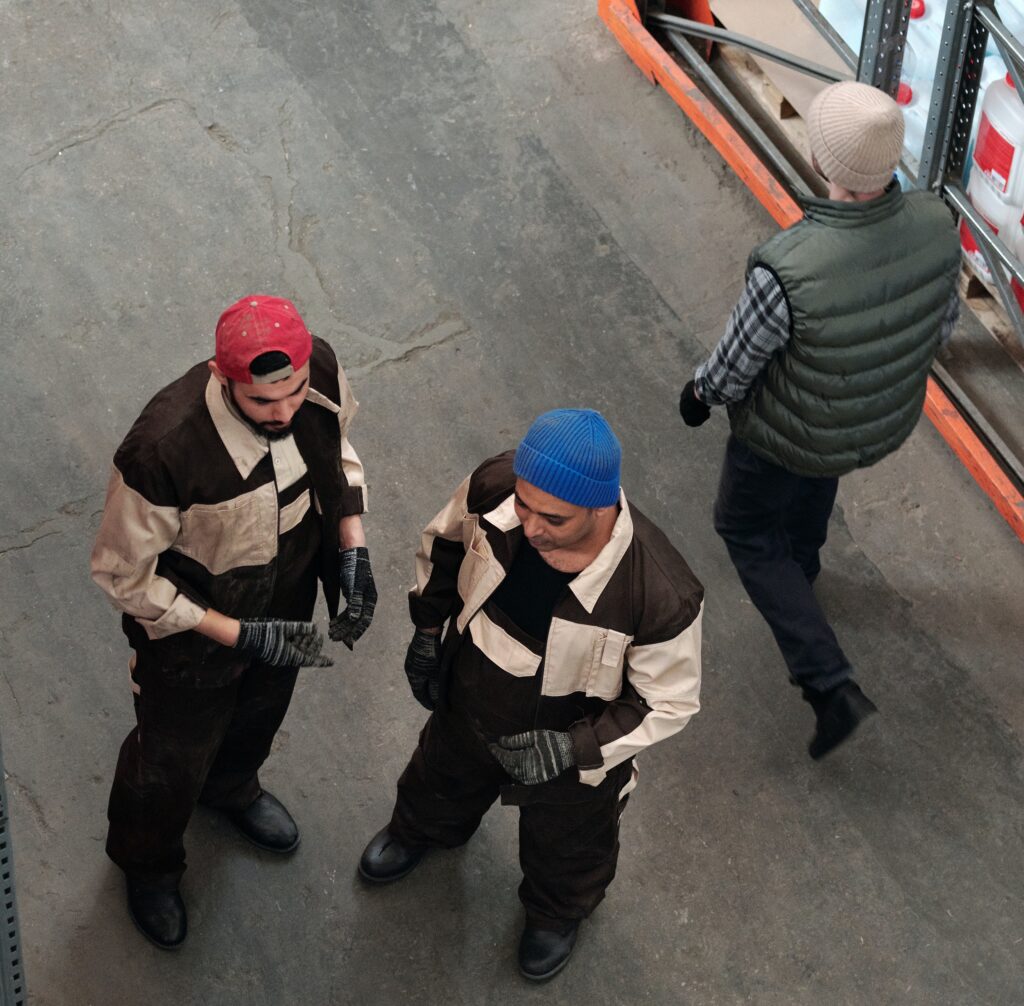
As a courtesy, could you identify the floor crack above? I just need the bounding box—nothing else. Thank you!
[351,317,471,377]
[0,530,62,558]
[4,772,55,837]
[20,98,199,177]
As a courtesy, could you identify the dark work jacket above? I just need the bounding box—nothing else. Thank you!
[91,337,365,687]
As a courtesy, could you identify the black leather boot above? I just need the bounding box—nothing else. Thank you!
[518,921,580,981]
[126,881,187,950]
[807,680,878,760]
[358,827,426,883]
[227,790,300,853]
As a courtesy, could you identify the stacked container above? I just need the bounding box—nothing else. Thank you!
[956,2,1024,288]
[900,0,943,164]
[960,72,1024,282]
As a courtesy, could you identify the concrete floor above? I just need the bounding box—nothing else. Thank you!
[2,2,1023,1003]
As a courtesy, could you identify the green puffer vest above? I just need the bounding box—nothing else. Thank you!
[729,184,960,477]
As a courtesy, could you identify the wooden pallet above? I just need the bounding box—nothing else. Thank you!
[718,48,803,129]
[959,257,1024,371]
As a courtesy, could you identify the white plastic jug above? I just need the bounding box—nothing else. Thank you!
[897,88,926,164]
[963,53,1009,187]
[971,73,1024,206]
[961,159,1018,283]
[907,0,942,81]
[897,42,926,162]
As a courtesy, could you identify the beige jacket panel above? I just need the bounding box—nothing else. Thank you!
[90,468,206,640]
[173,482,279,575]
[578,602,703,787]
[413,475,471,598]
[308,369,367,512]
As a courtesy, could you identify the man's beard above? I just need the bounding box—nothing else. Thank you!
[226,384,296,441]
[254,422,294,441]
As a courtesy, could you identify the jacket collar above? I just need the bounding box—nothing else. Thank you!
[800,178,902,228]
[205,375,269,480]
[481,489,634,614]
[305,386,340,414]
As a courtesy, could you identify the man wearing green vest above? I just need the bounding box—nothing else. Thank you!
[678,80,960,759]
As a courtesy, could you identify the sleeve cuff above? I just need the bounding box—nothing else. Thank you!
[138,594,206,640]
[340,485,367,517]
[569,719,603,771]
[408,591,450,629]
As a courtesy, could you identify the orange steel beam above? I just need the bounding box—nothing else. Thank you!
[599,0,800,228]
[599,0,1024,542]
[924,383,1024,534]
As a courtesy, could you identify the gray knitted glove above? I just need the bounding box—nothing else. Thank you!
[404,628,441,710]
[489,729,575,785]
[236,619,333,668]
[329,546,378,649]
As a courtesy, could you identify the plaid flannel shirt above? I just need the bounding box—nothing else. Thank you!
[694,266,961,406]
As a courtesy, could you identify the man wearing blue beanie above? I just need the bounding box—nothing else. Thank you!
[358,409,704,981]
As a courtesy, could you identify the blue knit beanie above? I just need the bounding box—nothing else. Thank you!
[513,409,621,508]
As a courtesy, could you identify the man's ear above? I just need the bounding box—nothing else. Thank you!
[208,359,228,386]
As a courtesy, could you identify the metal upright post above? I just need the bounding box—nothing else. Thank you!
[857,0,913,96]
[0,737,26,1006]
[917,0,982,191]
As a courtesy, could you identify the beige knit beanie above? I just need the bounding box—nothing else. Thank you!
[807,81,904,192]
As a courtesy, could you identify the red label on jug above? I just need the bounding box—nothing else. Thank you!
[975,113,1016,192]
[959,217,998,256]
[1013,277,1024,312]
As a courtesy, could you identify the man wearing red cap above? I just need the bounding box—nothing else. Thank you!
[92,295,375,948]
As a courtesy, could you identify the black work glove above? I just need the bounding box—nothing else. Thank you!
[329,546,378,649]
[236,619,333,668]
[488,729,575,785]
[679,379,711,428]
[404,628,441,710]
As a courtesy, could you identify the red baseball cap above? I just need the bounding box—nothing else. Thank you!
[215,295,313,384]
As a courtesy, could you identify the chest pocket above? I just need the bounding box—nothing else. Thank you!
[455,519,505,633]
[173,482,278,576]
[543,618,633,700]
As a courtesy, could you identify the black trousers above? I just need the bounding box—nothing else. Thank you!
[106,651,299,890]
[713,434,851,694]
[389,703,631,932]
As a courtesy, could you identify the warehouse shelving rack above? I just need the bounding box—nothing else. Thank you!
[601,0,1024,538]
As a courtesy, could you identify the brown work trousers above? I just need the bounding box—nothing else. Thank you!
[389,704,632,932]
[106,651,299,890]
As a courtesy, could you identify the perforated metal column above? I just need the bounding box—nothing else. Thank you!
[0,742,26,1006]
[918,0,983,189]
[857,0,913,96]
